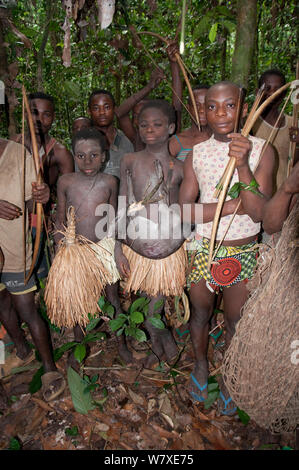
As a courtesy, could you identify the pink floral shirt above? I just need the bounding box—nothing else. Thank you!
[193,135,265,241]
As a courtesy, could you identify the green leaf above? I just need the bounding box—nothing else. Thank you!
[8,437,21,450]
[67,367,95,415]
[208,23,218,43]
[97,296,106,310]
[130,311,144,324]
[204,390,219,409]
[237,408,250,425]
[129,297,149,313]
[53,341,78,362]
[65,426,78,437]
[223,20,236,33]
[194,15,211,37]
[29,366,44,394]
[109,316,127,332]
[153,298,164,312]
[133,328,147,342]
[74,344,86,363]
[208,382,219,392]
[148,316,165,329]
[105,305,115,318]
[82,332,106,344]
[86,317,101,332]
[228,182,241,199]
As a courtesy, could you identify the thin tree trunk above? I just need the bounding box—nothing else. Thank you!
[220,30,227,81]
[37,1,54,91]
[231,0,257,88]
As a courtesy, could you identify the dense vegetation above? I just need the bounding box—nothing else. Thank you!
[0,0,297,144]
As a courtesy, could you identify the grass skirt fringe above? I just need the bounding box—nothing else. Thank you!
[45,207,120,328]
[121,243,187,297]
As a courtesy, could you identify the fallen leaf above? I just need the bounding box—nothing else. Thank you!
[127,388,145,406]
[181,429,205,450]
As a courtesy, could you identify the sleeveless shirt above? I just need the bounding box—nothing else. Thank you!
[193,135,265,241]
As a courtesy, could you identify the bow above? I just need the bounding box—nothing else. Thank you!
[22,85,44,285]
[133,29,200,130]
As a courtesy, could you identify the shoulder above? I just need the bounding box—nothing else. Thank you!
[115,129,134,148]
[101,173,118,188]
[57,172,76,187]
[51,140,72,162]
[121,151,137,165]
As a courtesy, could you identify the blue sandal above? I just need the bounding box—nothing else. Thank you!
[190,373,208,402]
[218,391,237,416]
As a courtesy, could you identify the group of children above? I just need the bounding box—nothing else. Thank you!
[0,66,298,414]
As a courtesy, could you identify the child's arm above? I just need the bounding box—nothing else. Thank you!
[115,68,164,119]
[179,151,242,224]
[262,161,299,234]
[166,41,182,133]
[114,154,132,277]
[228,134,276,222]
[54,175,68,248]
[54,143,75,176]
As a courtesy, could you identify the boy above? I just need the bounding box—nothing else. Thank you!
[12,92,75,279]
[115,100,186,368]
[13,92,74,188]
[0,137,65,401]
[169,85,212,161]
[179,82,275,414]
[116,68,165,151]
[88,90,134,179]
[72,116,92,136]
[55,127,132,365]
[252,69,299,191]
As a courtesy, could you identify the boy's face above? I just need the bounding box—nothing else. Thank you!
[74,138,105,177]
[260,74,285,108]
[205,84,247,138]
[88,94,115,128]
[29,99,55,136]
[138,107,175,146]
[188,89,208,127]
[72,118,91,135]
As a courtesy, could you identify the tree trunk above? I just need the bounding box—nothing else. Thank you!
[220,30,227,81]
[231,0,257,88]
[37,1,54,91]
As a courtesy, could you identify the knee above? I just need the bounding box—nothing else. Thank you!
[190,308,210,328]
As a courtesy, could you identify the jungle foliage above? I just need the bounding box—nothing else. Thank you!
[0,0,297,143]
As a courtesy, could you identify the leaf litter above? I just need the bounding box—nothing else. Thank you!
[0,293,296,451]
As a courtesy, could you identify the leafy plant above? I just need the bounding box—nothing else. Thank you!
[109,296,165,343]
[204,377,220,410]
[8,437,21,450]
[228,178,262,200]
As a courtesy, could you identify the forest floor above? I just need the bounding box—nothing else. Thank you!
[0,292,296,451]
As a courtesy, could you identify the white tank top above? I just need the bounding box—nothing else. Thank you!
[193,135,265,241]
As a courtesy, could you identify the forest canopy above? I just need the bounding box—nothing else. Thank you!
[0,0,297,144]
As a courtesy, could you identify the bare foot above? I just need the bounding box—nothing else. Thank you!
[190,360,209,402]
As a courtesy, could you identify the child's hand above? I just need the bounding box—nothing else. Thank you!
[31,182,50,204]
[226,197,245,215]
[0,200,22,220]
[166,41,179,62]
[227,133,252,168]
[149,68,165,87]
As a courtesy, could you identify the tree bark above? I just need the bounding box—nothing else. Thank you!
[37,1,54,91]
[231,0,257,89]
